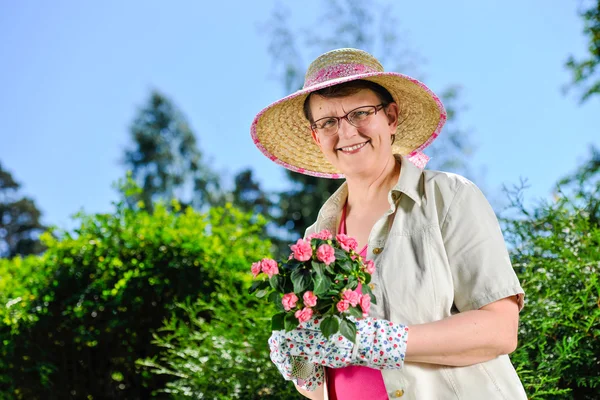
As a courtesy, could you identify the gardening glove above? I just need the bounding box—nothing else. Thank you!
[268,330,325,392]
[283,317,408,370]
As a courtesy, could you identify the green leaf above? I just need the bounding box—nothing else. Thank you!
[249,279,261,294]
[268,291,281,305]
[249,279,268,294]
[315,299,333,312]
[255,289,268,298]
[285,258,304,271]
[361,284,377,305]
[334,248,348,261]
[313,273,332,296]
[363,272,371,285]
[347,306,363,319]
[284,312,299,331]
[339,260,352,272]
[321,315,339,339]
[347,275,358,289]
[269,274,285,292]
[339,318,357,343]
[311,261,325,275]
[312,262,331,296]
[271,312,286,331]
[291,268,311,293]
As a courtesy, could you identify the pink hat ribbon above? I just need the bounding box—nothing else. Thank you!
[406,151,430,169]
[304,63,379,88]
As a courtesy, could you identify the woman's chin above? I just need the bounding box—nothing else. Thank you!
[336,162,374,178]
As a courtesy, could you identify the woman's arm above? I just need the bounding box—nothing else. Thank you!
[405,296,520,366]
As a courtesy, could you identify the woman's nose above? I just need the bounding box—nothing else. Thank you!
[337,118,357,138]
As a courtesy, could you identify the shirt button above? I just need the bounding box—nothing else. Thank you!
[373,247,383,254]
[369,283,376,290]
[394,389,405,397]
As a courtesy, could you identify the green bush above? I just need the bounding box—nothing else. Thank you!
[137,293,301,399]
[505,164,600,398]
[0,182,272,398]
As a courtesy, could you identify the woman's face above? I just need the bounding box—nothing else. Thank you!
[309,88,398,178]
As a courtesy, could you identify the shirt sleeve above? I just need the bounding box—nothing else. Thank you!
[440,178,524,312]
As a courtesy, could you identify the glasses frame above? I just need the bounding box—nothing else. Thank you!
[310,104,387,136]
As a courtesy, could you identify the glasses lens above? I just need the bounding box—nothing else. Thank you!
[348,106,376,127]
[314,117,339,136]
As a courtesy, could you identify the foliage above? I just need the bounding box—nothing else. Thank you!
[0,162,46,258]
[505,147,600,399]
[123,91,222,212]
[566,0,600,102]
[137,293,301,399]
[0,176,271,399]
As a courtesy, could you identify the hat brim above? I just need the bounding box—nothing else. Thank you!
[251,72,446,179]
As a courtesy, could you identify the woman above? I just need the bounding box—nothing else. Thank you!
[251,48,526,400]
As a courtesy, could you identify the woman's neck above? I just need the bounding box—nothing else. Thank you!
[345,155,400,209]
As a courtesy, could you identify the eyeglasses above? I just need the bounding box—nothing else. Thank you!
[310,104,386,136]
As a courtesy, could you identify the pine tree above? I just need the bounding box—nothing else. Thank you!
[123,91,221,212]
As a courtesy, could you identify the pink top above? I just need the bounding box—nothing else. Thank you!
[326,204,388,399]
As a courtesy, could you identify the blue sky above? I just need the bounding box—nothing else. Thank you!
[1,1,598,229]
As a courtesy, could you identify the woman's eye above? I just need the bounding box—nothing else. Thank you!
[322,118,337,128]
[352,110,370,119]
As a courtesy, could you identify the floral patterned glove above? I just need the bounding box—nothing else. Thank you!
[268,330,325,392]
[282,317,408,369]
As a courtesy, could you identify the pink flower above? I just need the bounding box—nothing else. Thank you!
[342,289,361,307]
[261,258,279,278]
[282,293,299,311]
[303,291,318,307]
[316,244,336,265]
[251,261,261,277]
[290,239,312,261]
[365,260,376,275]
[336,234,358,252]
[359,294,371,316]
[336,300,350,313]
[295,307,314,323]
[307,229,333,241]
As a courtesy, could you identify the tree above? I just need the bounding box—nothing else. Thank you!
[230,168,275,219]
[262,0,476,240]
[566,0,600,102]
[0,162,45,258]
[123,91,222,212]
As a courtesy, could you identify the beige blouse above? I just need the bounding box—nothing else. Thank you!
[305,154,527,400]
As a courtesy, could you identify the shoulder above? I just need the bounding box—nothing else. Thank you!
[420,169,493,226]
[423,169,478,196]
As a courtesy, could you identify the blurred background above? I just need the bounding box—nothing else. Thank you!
[0,1,598,399]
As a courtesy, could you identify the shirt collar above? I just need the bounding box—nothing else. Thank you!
[391,154,423,206]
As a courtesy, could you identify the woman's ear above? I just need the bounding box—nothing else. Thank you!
[386,103,399,132]
[311,129,321,146]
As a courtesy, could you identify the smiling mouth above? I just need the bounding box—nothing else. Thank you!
[337,141,369,153]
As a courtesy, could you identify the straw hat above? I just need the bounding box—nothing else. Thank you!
[251,48,447,179]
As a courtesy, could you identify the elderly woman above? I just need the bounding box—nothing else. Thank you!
[251,48,526,400]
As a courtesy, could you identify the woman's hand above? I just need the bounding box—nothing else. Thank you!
[282,317,408,370]
[268,330,325,392]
